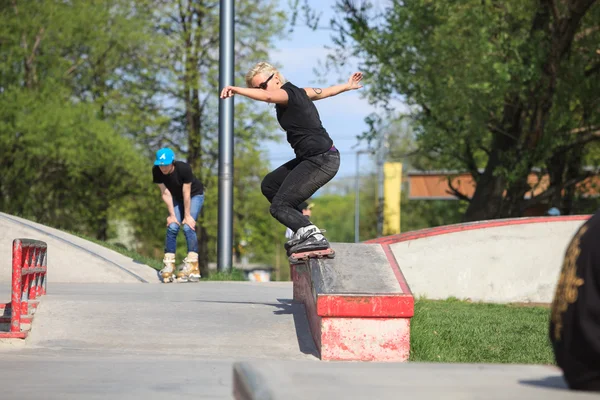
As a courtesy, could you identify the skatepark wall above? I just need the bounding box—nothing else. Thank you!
[0,212,159,284]
[365,216,591,303]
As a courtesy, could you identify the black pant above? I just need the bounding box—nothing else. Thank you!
[261,148,340,232]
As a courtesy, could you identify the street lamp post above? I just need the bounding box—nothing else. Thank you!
[217,0,234,272]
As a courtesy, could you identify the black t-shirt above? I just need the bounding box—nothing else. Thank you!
[152,161,204,202]
[275,82,334,159]
[550,209,600,390]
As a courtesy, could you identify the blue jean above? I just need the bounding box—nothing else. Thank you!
[164,194,204,254]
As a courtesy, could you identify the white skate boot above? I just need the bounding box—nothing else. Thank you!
[176,252,201,282]
[160,253,176,283]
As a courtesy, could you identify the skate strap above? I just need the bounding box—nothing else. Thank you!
[305,228,327,240]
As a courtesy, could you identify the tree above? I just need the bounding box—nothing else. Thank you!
[0,0,326,273]
[310,0,600,221]
[0,0,165,238]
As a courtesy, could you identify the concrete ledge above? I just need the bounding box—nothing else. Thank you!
[291,243,413,362]
[232,360,598,400]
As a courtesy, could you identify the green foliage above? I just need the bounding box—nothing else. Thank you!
[317,0,600,219]
[401,195,466,233]
[0,0,167,239]
[0,0,479,271]
[130,0,289,274]
[309,172,379,242]
[0,0,293,271]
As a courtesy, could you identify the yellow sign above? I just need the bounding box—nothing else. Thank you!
[383,162,402,235]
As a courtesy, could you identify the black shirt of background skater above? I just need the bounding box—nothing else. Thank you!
[550,209,600,391]
[152,161,204,202]
[276,82,334,159]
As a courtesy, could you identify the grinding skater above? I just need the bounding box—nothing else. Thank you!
[219,62,363,260]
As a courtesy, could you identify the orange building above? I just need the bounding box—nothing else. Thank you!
[407,170,600,215]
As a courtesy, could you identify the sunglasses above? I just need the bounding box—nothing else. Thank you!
[255,73,274,90]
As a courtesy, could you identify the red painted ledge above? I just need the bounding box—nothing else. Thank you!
[316,294,414,318]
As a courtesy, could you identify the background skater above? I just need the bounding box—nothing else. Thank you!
[152,147,205,282]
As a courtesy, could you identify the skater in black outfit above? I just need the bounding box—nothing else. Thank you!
[220,62,363,259]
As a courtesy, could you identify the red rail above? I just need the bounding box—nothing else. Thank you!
[0,239,47,339]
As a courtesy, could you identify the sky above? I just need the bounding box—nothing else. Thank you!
[259,0,406,179]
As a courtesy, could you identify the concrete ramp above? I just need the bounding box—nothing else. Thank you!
[16,282,318,360]
[233,360,597,400]
[0,213,159,284]
[366,216,590,303]
[0,282,318,399]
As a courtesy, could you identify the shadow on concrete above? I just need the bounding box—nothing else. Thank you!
[519,375,568,390]
[192,299,319,358]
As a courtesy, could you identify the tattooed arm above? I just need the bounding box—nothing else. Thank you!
[304,72,363,101]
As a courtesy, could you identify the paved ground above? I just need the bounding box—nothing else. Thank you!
[0,282,317,399]
[233,360,598,400]
[0,214,594,399]
[2,282,316,359]
[0,354,234,400]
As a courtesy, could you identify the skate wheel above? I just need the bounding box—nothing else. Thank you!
[288,248,335,263]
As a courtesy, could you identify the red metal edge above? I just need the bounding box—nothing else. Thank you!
[11,239,23,334]
[316,294,414,318]
[0,332,28,339]
[0,303,38,312]
[364,215,592,245]
[0,316,32,324]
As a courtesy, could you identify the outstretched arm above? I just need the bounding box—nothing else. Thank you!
[220,86,289,105]
[304,72,363,101]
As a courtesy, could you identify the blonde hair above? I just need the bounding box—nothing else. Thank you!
[245,62,285,88]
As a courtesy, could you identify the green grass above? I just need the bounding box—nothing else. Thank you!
[203,268,246,281]
[410,298,555,364]
[65,230,246,281]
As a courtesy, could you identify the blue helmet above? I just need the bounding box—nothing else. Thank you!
[547,207,561,216]
[154,147,175,166]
